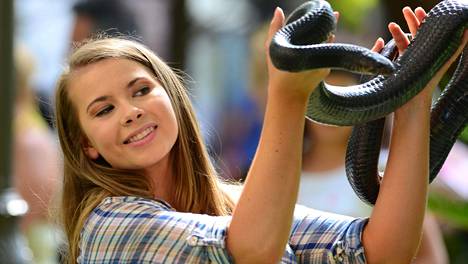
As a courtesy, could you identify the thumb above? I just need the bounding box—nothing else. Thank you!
[265,7,285,51]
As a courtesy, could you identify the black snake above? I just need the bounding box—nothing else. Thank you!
[269,0,468,205]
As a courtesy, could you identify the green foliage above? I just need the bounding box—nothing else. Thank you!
[328,0,378,31]
[428,192,468,230]
[459,126,468,144]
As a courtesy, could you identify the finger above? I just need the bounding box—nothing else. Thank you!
[388,22,410,54]
[327,11,339,44]
[265,7,285,51]
[334,11,340,22]
[414,7,427,24]
[402,7,420,37]
[371,37,385,53]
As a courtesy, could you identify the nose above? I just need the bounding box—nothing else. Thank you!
[120,106,144,126]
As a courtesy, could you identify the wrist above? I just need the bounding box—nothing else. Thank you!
[267,67,328,98]
[267,84,311,107]
[267,78,321,102]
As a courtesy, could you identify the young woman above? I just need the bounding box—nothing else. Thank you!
[54,6,467,263]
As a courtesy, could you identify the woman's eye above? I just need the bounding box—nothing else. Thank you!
[134,86,151,97]
[96,105,114,117]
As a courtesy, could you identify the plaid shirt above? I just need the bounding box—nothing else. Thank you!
[78,196,367,263]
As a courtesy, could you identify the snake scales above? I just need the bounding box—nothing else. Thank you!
[269,0,468,205]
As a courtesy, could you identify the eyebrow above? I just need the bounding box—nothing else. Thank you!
[85,77,145,113]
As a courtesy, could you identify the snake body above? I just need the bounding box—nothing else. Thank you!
[269,0,468,205]
[346,48,468,205]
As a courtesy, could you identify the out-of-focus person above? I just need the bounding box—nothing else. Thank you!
[14,45,61,263]
[71,0,140,44]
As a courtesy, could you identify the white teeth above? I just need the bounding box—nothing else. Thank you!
[128,127,155,143]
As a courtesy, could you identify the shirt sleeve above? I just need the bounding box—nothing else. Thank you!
[78,197,233,263]
[289,204,368,263]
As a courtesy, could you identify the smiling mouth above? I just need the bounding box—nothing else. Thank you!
[124,126,157,144]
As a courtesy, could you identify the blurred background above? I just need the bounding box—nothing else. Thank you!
[1,0,468,263]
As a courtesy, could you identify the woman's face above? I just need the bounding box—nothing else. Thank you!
[68,58,179,171]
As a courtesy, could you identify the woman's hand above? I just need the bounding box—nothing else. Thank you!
[265,7,332,98]
[371,7,468,107]
[362,6,467,263]
[369,7,427,55]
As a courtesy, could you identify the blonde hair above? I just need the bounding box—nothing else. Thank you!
[54,38,236,263]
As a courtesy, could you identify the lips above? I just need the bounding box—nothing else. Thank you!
[123,125,157,144]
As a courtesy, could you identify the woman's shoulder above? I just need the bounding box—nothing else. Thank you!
[97,196,174,212]
[79,195,234,263]
[81,196,176,244]
[82,196,174,230]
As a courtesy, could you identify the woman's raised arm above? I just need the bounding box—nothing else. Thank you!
[226,7,331,263]
[362,7,468,263]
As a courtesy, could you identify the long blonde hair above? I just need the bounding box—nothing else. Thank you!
[55,38,236,263]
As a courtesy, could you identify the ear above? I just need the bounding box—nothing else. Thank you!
[82,139,99,160]
[84,146,99,160]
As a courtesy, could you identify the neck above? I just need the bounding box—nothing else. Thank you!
[143,153,176,207]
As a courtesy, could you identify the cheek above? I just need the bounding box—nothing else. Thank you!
[81,118,119,153]
[161,108,179,146]
[151,94,179,136]
[170,117,179,142]
[165,103,179,139]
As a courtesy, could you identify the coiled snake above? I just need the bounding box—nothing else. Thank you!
[269,0,468,205]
